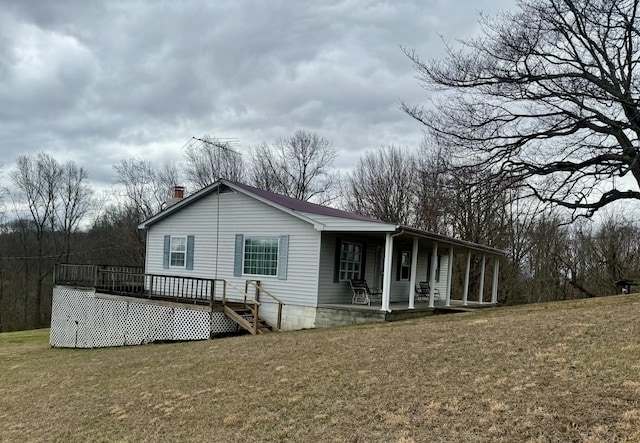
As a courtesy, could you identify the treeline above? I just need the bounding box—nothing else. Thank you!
[1,132,638,331]
[342,145,640,305]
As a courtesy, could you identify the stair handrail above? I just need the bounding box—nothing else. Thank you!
[224,279,259,306]
[246,280,285,330]
[227,279,263,333]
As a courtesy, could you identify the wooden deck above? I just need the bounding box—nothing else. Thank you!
[53,264,285,335]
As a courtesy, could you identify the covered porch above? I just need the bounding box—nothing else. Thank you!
[381,228,503,311]
[322,227,504,312]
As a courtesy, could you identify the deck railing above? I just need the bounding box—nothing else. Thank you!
[246,279,285,331]
[54,264,286,334]
[54,264,214,304]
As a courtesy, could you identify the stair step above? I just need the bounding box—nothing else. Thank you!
[223,303,279,335]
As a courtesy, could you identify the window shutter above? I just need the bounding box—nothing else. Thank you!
[163,235,170,269]
[436,255,441,282]
[277,235,289,280]
[186,235,195,270]
[396,249,402,281]
[234,234,244,277]
[333,237,342,283]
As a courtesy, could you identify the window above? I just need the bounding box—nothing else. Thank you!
[163,235,194,270]
[234,234,288,279]
[170,236,186,267]
[400,250,411,280]
[243,237,279,276]
[339,241,362,281]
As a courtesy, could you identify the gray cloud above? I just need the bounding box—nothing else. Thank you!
[0,0,515,190]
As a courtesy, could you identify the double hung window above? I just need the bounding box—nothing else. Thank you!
[162,235,194,270]
[170,236,186,267]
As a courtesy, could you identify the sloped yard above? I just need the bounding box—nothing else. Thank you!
[2,294,640,442]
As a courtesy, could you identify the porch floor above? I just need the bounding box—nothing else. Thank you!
[317,299,495,323]
[320,299,493,311]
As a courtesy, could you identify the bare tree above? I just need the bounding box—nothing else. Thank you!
[88,203,147,266]
[415,143,452,234]
[565,212,640,295]
[184,135,244,190]
[114,158,179,221]
[403,0,640,218]
[0,162,5,220]
[56,161,95,262]
[525,214,572,302]
[344,145,418,225]
[249,130,340,203]
[10,153,63,325]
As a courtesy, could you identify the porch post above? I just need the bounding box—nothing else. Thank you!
[478,254,486,304]
[408,237,419,309]
[446,247,454,307]
[463,251,471,306]
[381,232,393,312]
[491,257,500,304]
[429,242,439,308]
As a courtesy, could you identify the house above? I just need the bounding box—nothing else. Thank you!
[135,179,505,331]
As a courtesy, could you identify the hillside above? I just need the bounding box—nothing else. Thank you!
[2,295,640,442]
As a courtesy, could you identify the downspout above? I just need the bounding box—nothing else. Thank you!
[381,229,404,312]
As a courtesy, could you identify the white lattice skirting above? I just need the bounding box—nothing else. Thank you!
[50,286,240,348]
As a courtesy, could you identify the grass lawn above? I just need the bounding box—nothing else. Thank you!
[2,295,640,442]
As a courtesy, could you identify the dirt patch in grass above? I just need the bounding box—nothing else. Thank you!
[2,295,640,442]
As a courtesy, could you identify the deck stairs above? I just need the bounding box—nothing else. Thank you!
[223,304,281,334]
[221,279,284,335]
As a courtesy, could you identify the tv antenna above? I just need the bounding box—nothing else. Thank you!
[188,135,241,181]
[183,135,241,280]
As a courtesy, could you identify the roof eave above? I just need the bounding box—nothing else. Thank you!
[401,226,507,256]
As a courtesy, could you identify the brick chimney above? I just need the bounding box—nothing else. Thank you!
[173,185,185,199]
[164,185,186,209]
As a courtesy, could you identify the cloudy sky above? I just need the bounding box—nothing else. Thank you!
[1,0,515,190]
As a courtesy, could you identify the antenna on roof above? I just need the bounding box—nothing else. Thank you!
[186,135,241,280]
[191,136,241,181]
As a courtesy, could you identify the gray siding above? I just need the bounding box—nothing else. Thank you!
[317,234,382,304]
[415,248,449,298]
[317,235,451,305]
[317,233,348,304]
[145,190,321,307]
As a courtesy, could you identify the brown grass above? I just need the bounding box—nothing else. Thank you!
[2,295,640,442]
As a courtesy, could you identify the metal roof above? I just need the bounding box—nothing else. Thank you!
[138,179,505,256]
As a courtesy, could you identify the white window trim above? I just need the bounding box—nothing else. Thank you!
[169,235,187,269]
[242,236,280,277]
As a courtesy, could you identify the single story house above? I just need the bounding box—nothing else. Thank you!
[136,179,505,330]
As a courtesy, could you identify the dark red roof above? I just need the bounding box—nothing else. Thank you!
[229,180,384,223]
